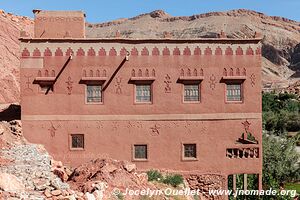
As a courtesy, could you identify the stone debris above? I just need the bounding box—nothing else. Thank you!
[0,120,161,200]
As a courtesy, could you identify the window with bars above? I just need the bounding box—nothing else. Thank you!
[135,84,151,103]
[184,84,200,102]
[134,144,148,159]
[226,84,242,101]
[183,144,197,159]
[86,84,102,103]
[71,134,84,149]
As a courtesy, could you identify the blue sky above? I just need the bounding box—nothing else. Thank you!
[0,0,299,23]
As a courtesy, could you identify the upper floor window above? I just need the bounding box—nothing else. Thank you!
[86,84,102,103]
[135,84,151,103]
[184,84,200,102]
[226,84,242,102]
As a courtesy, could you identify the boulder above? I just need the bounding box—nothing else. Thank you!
[51,189,62,196]
[84,192,96,200]
[0,173,25,192]
[123,161,136,172]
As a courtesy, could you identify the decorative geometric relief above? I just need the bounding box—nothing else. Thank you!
[48,122,57,137]
[150,124,160,136]
[55,48,63,56]
[250,73,256,87]
[246,47,254,55]
[65,76,73,95]
[183,47,191,56]
[164,74,172,93]
[131,69,135,77]
[209,74,216,90]
[162,47,170,56]
[120,47,127,56]
[180,69,184,76]
[37,70,42,77]
[226,148,259,159]
[152,47,159,56]
[33,48,41,57]
[24,75,33,92]
[225,47,233,55]
[109,47,117,56]
[242,68,246,76]
[98,48,106,56]
[193,69,197,76]
[199,68,204,76]
[242,120,251,132]
[21,48,30,57]
[204,47,212,55]
[151,69,156,77]
[141,47,149,56]
[187,68,191,76]
[82,70,87,77]
[51,70,55,77]
[236,68,240,76]
[66,48,74,56]
[145,69,149,77]
[131,47,138,56]
[236,46,243,55]
[96,70,100,77]
[255,47,261,55]
[229,68,234,76]
[173,47,180,55]
[115,76,122,94]
[76,48,85,56]
[215,46,222,55]
[87,48,96,56]
[44,70,49,77]
[236,120,258,144]
[138,69,142,77]
[223,68,227,76]
[44,48,52,56]
[194,47,201,55]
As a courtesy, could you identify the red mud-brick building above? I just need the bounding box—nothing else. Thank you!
[20,10,262,190]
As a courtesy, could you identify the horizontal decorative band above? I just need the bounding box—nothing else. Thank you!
[22,113,261,121]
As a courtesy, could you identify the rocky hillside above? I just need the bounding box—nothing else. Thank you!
[86,9,300,88]
[1,9,300,104]
[0,10,33,104]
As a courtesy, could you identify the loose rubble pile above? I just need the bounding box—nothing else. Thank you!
[0,120,164,200]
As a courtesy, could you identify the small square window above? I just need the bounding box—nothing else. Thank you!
[134,144,147,160]
[184,84,200,102]
[71,134,84,149]
[135,84,151,103]
[226,84,242,101]
[183,144,197,159]
[86,84,102,103]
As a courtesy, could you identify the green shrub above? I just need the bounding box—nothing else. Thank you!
[147,170,163,182]
[162,174,184,187]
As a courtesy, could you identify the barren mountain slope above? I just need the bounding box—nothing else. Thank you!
[0,10,33,104]
[87,9,300,88]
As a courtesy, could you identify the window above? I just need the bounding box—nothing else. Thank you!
[226,84,242,101]
[183,144,197,159]
[134,144,147,160]
[184,84,200,102]
[135,84,151,103]
[86,84,102,103]
[71,134,84,149]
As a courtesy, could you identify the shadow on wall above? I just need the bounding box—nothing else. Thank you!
[0,104,21,121]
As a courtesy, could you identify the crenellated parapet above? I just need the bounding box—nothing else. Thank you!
[20,39,261,58]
